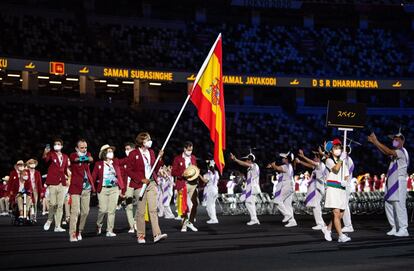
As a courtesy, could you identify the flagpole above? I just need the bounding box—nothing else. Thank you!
[138,94,192,200]
[139,33,222,200]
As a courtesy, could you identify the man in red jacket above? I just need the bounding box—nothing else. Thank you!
[0,176,9,216]
[42,138,71,232]
[171,141,199,232]
[7,160,25,198]
[9,169,33,218]
[26,159,42,221]
[68,139,95,242]
[126,132,167,244]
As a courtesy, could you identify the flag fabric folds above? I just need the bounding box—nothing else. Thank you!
[190,33,226,174]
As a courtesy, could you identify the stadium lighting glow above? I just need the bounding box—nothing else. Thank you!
[94,79,107,83]
[66,78,79,81]
[19,79,23,82]
[7,73,20,78]
[149,82,162,86]
[0,78,2,80]
[38,76,50,79]
[122,81,134,84]
[49,81,62,84]
[107,84,119,87]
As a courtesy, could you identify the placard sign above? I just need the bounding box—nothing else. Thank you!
[326,101,366,129]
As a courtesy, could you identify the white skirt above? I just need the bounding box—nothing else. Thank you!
[324,187,347,210]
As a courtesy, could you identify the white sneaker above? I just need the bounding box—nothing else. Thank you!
[322,226,332,242]
[282,216,291,223]
[137,236,146,244]
[62,221,67,225]
[77,232,83,241]
[43,220,52,231]
[285,220,297,228]
[394,229,409,237]
[181,220,188,232]
[247,220,260,226]
[106,231,117,237]
[207,219,219,224]
[97,226,102,235]
[338,234,351,243]
[69,233,78,242]
[312,225,323,230]
[187,222,198,232]
[128,228,135,234]
[342,226,354,233]
[386,228,397,236]
[154,233,168,243]
[54,227,66,232]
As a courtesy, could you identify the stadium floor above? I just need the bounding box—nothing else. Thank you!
[1,207,414,271]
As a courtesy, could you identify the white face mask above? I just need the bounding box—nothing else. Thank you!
[392,140,399,148]
[17,166,24,171]
[23,176,29,181]
[125,150,131,156]
[106,152,114,159]
[77,151,86,156]
[143,140,153,149]
[185,150,192,156]
[28,164,36,169]
[54,145,62,151]
[333,149,342,157]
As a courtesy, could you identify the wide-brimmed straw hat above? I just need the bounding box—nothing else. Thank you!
[183,165,200,181]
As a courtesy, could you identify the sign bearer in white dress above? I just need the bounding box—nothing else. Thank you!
[322,139,351,243]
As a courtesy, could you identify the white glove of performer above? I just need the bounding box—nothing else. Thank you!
[340,180,347,188]
[340,151,347,161]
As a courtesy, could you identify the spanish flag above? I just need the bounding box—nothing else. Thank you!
[190,33,226,173]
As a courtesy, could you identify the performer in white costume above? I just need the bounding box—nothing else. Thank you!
[368,131,410,237]
[202,160,220,224]
[267,152,297,228]
[230,152,261,226]
[342,144,355,233]
[296,149,326,230]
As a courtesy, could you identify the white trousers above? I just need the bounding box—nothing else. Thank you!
[342,189,352,227]
[385,185,408,231]
[276,192,294,221]
[245,199,258,222]
[312,193,325,226]
[206,191,218,221]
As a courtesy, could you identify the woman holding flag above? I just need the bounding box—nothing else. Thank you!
[126,132,168,244]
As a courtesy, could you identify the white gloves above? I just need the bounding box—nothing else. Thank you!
[340,151,347,161]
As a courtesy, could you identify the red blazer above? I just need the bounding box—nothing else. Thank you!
[0,182,7,198]
[44,151,70,186]
[9,172,34,204]
[171,154,197,190]
[28,169,43,198]
[69,152,95,195]
[118,157,129,185]
[92,159,125,193]
[7,169,20,196]
[126,148,162,189]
